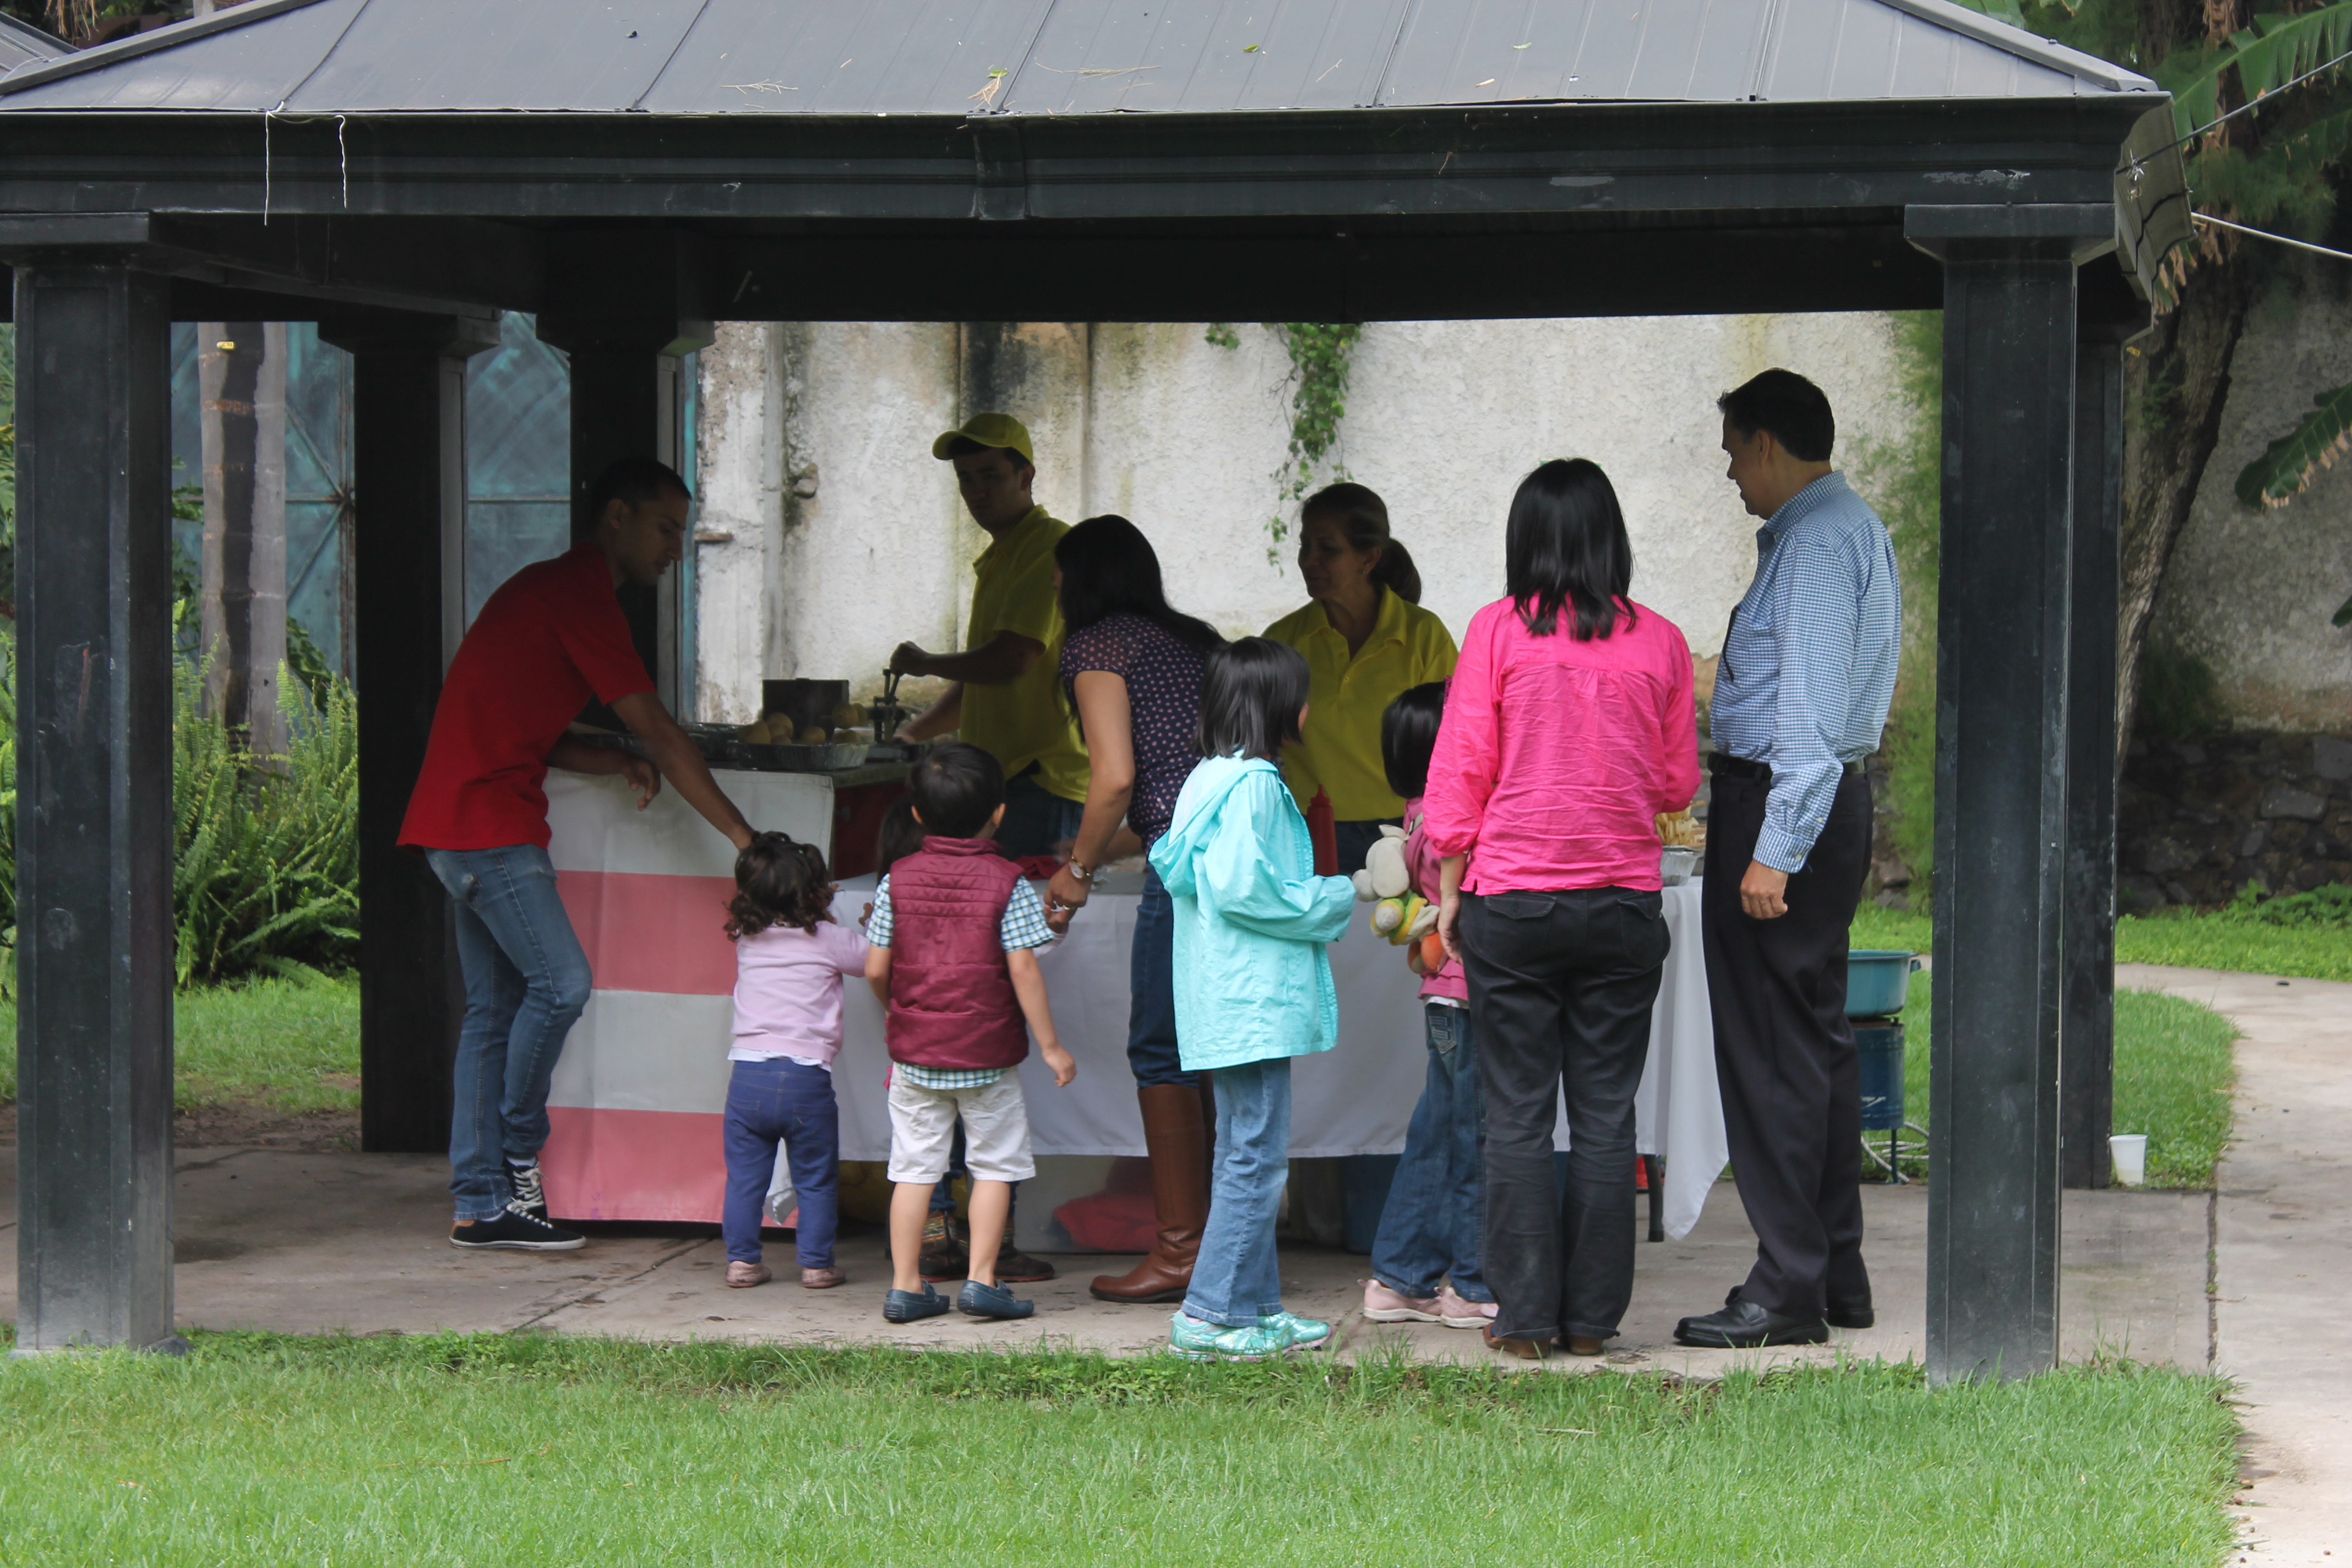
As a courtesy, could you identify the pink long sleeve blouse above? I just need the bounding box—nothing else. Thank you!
[1423,596,1701,894]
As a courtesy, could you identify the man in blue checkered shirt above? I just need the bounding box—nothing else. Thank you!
[1675,369,1902,1353]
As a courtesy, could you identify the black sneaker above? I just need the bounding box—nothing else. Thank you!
[507,1160,547,1219]
[450,1204,585,1252]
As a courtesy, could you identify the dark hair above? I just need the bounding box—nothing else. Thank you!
[726,832,831,940]
[1717,369,1836,464]
[945,436,1033,471]
[586,456,692,524]
[1197,637,1310,762]
[908,741,1005,839]
[1506,458,1639,641]
[1300,482,1422,605]
[1381,682,1449,799]
[873,797,925,878]
[1056,515,1223,651]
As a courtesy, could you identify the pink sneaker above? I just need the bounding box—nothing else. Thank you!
[1435,1283,1498,1329]
[726,1260,771,1288]
[1361,1279,1444,1323]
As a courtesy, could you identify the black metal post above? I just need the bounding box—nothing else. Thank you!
[1907,205,2109,1383]
[2062,333,2126,1190]
[538,235,709,714]
[10,257,179,1353]
[319,314,498,1155]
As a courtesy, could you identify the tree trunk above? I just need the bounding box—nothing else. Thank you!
[199,320,289,755]
[2116,253,2253,755]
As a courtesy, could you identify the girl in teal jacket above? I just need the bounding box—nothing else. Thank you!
[1148,638,1357,1359]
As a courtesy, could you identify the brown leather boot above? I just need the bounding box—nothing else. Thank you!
[1090,1084,1213,1303]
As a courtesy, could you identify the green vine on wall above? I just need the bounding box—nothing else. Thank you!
[1205,322,1366,564]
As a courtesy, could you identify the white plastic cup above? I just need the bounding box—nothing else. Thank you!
[2109,1134,2148,1188]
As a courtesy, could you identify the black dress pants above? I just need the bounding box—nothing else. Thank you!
[1701,770,1874,1319]
[1462,887,1669,1343]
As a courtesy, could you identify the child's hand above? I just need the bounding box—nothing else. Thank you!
[1041,1039,1077,1087]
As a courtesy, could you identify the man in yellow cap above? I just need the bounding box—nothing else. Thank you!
[892,413,1090,858]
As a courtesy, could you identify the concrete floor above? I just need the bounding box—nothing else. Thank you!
[2117,963,2352,1568]
[0,1146,2208,1376]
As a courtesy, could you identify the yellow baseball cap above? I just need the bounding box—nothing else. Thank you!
[932,412,1035,465]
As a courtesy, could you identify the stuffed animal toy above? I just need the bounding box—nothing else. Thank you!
[1353,825,1438,946]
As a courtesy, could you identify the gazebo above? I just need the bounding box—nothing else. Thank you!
[0,0,2187,1381]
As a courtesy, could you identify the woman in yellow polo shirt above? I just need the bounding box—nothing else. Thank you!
[1262,483,1459,874]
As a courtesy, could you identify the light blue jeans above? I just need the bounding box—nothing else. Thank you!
[426,845,595,1222]
[1369,1003,1493,1303]
[1182,1057,1293,1328]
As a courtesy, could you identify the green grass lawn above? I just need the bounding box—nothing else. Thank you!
[1849,907,2241,1186]
[1851,901,2350,983]
[0,973,359,1113]
[0,1333,2240,1567]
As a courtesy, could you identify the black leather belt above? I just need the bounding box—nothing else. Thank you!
[1707,754,1866,782]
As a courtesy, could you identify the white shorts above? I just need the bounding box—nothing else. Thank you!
[885,1071,1036,1185]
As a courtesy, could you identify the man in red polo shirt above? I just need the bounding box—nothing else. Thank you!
[402,456,755,1252]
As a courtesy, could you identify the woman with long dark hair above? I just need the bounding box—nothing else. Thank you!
[1042,515,1227,1304]
[1422,459,1701,1360]
[1262,483,1458,874]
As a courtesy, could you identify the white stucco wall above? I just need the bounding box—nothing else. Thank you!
[2147,268,2352,731]
[694,315,1915,721]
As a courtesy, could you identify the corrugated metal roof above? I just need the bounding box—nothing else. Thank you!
[0,12,66,75]
[0,0,2155,112]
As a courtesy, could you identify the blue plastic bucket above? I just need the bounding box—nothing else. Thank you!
[1847,949,1920,1019]
[1855,1021,1905,1133]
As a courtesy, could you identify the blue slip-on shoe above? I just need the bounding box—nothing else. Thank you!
[1168,1313,1293,1362]
[1267,1310,1333,1351]
[884,1286,951,1324]
[956,1279,1036,1320]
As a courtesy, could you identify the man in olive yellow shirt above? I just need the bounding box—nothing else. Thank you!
[892,412,1090,858]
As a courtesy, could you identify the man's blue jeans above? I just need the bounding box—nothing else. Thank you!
[426,845,594,1223]
[1183,1057,1293,1328]
[998,769,1085,858]
[1369,1003,1493,1303]
[723,1057,840,1268]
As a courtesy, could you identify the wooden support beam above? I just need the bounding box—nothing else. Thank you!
[318,313,498,1155]
[10,255,179,1353]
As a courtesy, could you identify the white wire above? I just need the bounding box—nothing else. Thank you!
[2193,210,2352,262]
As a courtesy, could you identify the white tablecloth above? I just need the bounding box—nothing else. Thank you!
[824,877,1727,1240]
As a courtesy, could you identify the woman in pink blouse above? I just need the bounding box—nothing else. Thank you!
[1424,458,1700,1360]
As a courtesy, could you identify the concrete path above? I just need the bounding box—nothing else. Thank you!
[2118,963,2352,1568]
[1,1146,2204,1376]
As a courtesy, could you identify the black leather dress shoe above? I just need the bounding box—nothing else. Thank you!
[1674,1297,1828,1348]
[1724,1284,1874,1331]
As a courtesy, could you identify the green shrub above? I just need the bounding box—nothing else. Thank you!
[2220,879,2352,928]
[0,630,359,993]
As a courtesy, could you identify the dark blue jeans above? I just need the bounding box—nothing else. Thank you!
[723,1057,840,1267]
[1127,865,1200,1088]
[1369,1003,1492,1303]
[426,845,595,1223]
[998,769,1085,858]
[1334,819,1401,878]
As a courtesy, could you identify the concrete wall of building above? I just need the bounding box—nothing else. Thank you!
[2148,263,2352,732]
[692,314,1918,722]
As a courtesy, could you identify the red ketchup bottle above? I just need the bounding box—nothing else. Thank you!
[1306,788,1337,877]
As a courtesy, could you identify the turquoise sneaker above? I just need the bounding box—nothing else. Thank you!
[1168,1313,1293,1362]
[1268,1311,1333,1351]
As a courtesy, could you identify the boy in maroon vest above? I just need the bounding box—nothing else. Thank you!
[865,743,1076,1322]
